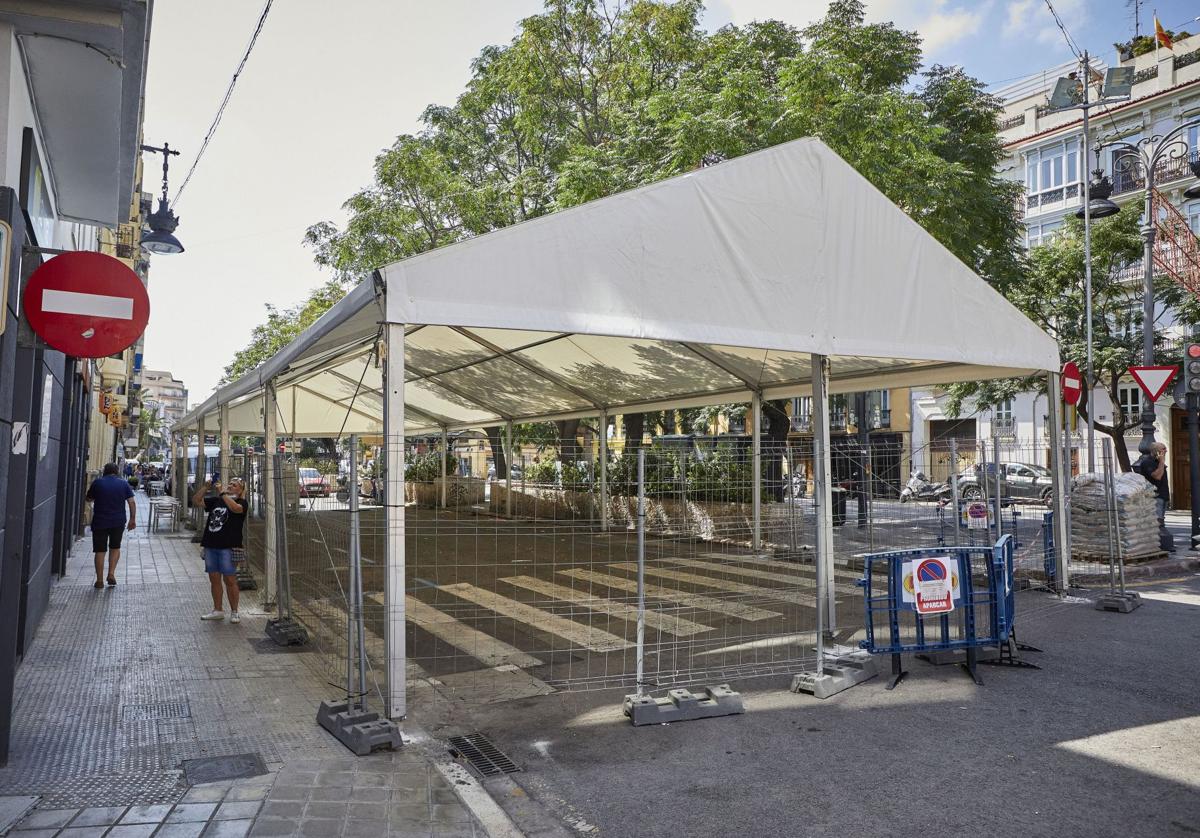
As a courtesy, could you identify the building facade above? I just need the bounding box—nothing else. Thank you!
[911,35,1200,499]
[0,1,151,764]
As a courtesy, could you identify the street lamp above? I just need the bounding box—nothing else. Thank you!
[1095,116,1200,456]
[1075,157,1120,219]
[139,142,184,255]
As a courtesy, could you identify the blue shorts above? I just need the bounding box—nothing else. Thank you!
[203,548,236,576]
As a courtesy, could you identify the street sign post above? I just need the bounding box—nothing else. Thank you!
[1061,361,1082,405]
[22,252,149,358]
[1128,365,1178,403]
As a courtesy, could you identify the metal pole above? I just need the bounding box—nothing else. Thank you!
[856,392,868,529]
[1047,372,1070,590]
[440,427,448,509]
[349,434,367,711]
[1190,392,1200,552]
[636,447,646,697]
[264,384,278,606]
[811,354,835,651]
[383,321,407,720]
[1102,441,1117,594]
[1081,51,1096,473]
[346,438,357,702]
[271,454,287,622]
[993,436,1003,538]
[864,446,874,549]
[751,391,762,552]
[599,409,609,531]
[1139,166,1157,456]
[505,420,514,518]
[218,404,231,491]
[950,438,961,546]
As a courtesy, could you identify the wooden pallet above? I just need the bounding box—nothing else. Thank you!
[1071,550,1168,564]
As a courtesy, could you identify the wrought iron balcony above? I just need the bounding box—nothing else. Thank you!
[1111,149,1199,197]
[992,417,1016,440]
[870,408,892,430]
[790,415,812,433]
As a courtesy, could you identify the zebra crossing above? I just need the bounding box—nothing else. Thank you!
[390,552,843,675]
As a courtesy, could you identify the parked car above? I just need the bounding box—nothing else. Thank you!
[298,467,330,498]
[956,462,1053,505]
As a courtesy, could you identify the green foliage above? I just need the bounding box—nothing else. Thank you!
[298,456,338,475]
[405,450,453,483]
[944,209,1193,469]
[305,0,1021,292]
[524,458,560,484]
[684,445,752,502]
[222,278,353,384]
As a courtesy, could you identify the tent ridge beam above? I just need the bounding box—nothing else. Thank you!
[450,326,604,410]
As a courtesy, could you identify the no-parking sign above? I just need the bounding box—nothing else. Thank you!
[962,501,990,530]
[901,557,960,613]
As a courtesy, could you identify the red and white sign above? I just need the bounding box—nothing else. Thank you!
[22,252,149,358]
[1061,361,1082,405]
[1128,365,1178,403]
[912,557,955,615]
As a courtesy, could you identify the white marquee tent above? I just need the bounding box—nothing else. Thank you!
[172,138,1067,718]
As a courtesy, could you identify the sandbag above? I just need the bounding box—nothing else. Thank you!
[1068,471,1159,557]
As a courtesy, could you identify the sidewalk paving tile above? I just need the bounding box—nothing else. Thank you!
[0,498,481,838]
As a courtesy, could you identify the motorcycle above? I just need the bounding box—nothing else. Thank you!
[899,470,951,503]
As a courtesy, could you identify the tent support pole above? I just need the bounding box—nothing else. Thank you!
[1046,371,1069,592]
[752,390,762,552]
[811,354,836,644]
[506,420,514,518]
[599,409,609,532]
[193,415,206,539]
[384,321,407,720]
[440,427,448,509]
[264,382,278,606]
[218,404,230,489]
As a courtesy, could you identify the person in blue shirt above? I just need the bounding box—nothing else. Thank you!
[85,463,137,589]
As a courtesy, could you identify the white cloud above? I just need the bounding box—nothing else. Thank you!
[1003,0,1037,38]
[713,0,991,56]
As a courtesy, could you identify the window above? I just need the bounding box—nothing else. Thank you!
[1027,219,1064,248]
[993,399,1015,439]
[1025,138,1083,214]
[1118,384,1142,426]
[791,396,812,431]
[1189,201,1200,236]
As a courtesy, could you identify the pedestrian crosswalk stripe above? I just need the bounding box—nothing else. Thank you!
[609,562,816,607]
[501,575,714,637]
[666,557,860,595]
[370,594,543,669]
[440,582,634,652]
[697,553,859,581]
[560,568,781,622]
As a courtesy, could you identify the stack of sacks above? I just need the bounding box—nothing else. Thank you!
[1069,472,1159,557]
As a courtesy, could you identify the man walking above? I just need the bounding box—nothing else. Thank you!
[85,463,136,589]
[193,478,247,623]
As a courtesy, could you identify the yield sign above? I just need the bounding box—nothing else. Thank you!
[1128,365,1178,402]
[22,252,149,358]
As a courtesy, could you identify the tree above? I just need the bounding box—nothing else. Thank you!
[945,210,1200,472]
[225,0,1024,481]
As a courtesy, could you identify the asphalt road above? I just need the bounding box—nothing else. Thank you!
[428,574,1200,838]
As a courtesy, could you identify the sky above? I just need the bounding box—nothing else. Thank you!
[141,0,1200,406]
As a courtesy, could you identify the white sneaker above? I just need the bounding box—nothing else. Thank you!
[230,612,241,624]
[200,610,225,621]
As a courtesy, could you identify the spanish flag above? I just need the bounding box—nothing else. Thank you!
[1155,16,1173,50]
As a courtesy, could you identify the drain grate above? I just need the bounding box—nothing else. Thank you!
[181,753,268,785]
[122,701,191,722]
[447,733,520,777]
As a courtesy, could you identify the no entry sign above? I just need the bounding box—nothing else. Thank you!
[23,252,149,358]
[1061,361,1082,405]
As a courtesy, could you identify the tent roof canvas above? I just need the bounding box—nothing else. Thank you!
[174,137,1057,436]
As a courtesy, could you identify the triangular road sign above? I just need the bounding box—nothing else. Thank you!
[1129,365,1178,402]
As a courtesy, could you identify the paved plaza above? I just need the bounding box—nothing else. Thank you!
[0,497,492,838]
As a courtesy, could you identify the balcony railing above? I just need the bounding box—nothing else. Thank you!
[830,412,847,432]
[1112,150,1199,197]
[992,417,1016,440]
[870,408,892,430]
[790,416,812,433]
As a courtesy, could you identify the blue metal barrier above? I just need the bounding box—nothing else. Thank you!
[858,536,1013,689]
